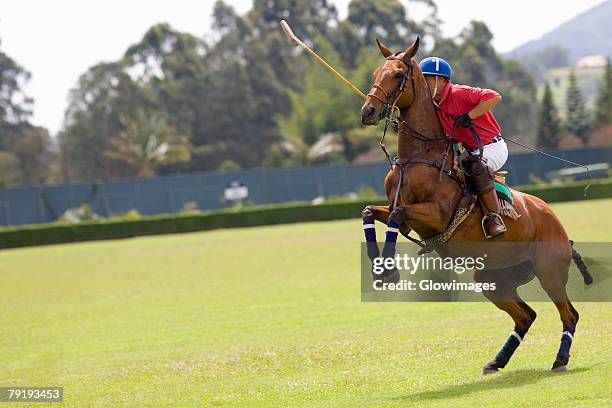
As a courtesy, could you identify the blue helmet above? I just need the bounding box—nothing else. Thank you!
[419,57,452,79]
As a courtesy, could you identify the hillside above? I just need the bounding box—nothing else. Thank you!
[509,0,612,63]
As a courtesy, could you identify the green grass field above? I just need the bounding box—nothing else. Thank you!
[1,199,611,407]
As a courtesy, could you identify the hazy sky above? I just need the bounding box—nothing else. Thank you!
[0,0,606,135]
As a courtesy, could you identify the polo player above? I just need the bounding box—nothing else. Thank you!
[419,56,508,238]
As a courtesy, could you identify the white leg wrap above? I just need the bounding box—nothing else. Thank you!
[510,331,523,343]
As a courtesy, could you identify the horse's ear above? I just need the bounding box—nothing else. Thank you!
[376,38,393,58]
[403,36,420,60]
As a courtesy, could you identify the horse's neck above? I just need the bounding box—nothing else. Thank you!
[398,82,446,159]
[397,81,463,233]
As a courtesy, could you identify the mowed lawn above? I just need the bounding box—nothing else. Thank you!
[0,199,611,407]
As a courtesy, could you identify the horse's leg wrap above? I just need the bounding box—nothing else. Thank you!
[382,207,406,258]
[494,325,527,368]
[362,206,379,260]
[553,326,575,370]
[375,207,406,283]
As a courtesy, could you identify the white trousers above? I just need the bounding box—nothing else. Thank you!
[464,139,508,172]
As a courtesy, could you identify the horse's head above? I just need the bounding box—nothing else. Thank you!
[361,37,421,126]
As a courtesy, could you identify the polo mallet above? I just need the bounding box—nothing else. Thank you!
[279,19,366,99]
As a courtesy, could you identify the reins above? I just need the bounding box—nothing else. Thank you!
[434,104,593,198]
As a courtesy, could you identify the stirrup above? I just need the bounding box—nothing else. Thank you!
[481,213,505,239]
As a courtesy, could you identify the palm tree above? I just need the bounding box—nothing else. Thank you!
[104,110,190,177]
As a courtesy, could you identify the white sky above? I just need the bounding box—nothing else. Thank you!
[0,0,606,135]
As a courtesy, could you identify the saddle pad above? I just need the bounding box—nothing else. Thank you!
[495,181,514,205]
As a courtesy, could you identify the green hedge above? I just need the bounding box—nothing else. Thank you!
[0,179,610,249]
[0,199,385,249]
[519,179,612,202]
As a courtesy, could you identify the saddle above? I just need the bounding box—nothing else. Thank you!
[452,144,519,220]
[493,171,519,220]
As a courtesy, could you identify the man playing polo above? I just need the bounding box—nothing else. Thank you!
[419,56,508,238]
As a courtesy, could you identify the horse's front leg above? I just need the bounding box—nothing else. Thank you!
[361,205,403,283]
[362,205,390,225]
[361,205,389,260]
[362,203,444,282]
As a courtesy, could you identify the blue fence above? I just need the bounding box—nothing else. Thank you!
[0,146,610,227]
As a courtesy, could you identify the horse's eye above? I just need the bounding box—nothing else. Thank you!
[395,72,404,79]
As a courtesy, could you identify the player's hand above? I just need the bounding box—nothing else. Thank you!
[454,113,472,128]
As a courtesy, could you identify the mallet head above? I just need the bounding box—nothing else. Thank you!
[280,20,299,47]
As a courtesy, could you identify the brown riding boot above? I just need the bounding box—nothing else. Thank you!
[479,188,507,239]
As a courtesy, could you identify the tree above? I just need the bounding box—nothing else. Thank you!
[594,58,612,128]
[12,126,53,185]
[189,2,291,171]
[273,36,358,166]
[565,70,591,144]
[347,0,418,49]
[430,20,498,85]
[123,23,208,144]
[0,38,33,149]
[250,0,338,42]
[59,62,150,181]
[492,59,538,141]
[536,83,561,147]
[0,151,23,187]
[0,37,55,186]
[331,20,366,69]
[103,110,190,177]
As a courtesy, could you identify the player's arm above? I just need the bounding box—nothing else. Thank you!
[468,94,502,119]
[454,87,501,128]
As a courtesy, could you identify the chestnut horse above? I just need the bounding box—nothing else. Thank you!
[359,37,592,373]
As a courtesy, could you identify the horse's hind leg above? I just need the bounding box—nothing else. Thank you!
[548,297,579,372]
[475,266,537,374]
[534,244,578,372]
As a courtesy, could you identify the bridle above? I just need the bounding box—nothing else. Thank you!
[367,54,416,114]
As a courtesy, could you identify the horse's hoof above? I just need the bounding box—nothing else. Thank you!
[482,360,502,375]
[371,268,400,284]
[552,355,569,372]
[383,268,400,284]
[362,207,375,223]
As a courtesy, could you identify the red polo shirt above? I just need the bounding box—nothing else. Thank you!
[435,82,501,149]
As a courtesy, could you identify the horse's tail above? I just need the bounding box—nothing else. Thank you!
[570,240,593,285]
